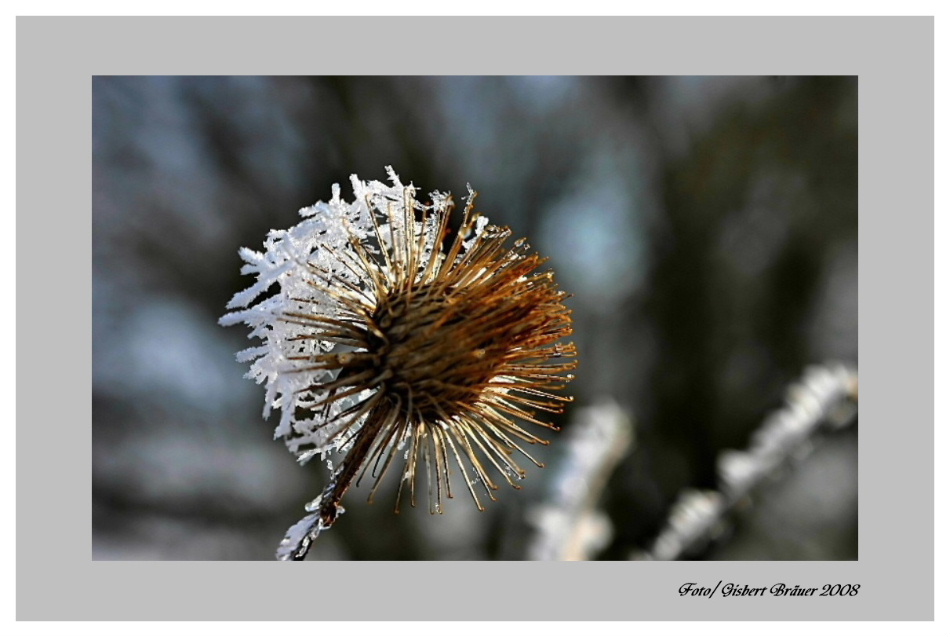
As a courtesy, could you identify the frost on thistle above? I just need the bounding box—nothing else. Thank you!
[220,168,577,560]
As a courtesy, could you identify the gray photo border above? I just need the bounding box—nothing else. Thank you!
[17,16,934,621]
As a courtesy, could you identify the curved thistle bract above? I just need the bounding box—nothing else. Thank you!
[221,168,576,560]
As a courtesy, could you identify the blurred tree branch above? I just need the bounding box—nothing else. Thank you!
[523,400,634,560]
[631,362,858,560]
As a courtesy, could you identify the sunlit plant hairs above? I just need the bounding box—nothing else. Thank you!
[220,168,576,560]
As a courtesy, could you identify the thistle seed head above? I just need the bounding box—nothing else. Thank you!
[221,168,576,559]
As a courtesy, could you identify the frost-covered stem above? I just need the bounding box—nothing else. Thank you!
[277,415,383,561]
[632,361,859,561]
[524,400,634,560]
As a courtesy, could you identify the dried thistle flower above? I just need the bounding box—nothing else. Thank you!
[220,168,576,560]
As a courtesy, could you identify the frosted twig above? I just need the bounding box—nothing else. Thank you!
[524,399,634,560]
[632,361,858,560]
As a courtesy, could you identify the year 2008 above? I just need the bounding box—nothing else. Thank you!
[819,584,860,596]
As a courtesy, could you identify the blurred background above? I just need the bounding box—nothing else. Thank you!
[92,76,858,560]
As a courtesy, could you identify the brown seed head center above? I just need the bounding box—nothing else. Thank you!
[373,284,498,420]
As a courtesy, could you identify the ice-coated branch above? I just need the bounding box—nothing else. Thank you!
[524,399,634,561]
[632,361,858,561]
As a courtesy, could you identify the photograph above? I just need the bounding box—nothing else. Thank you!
[92,74,859,561]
